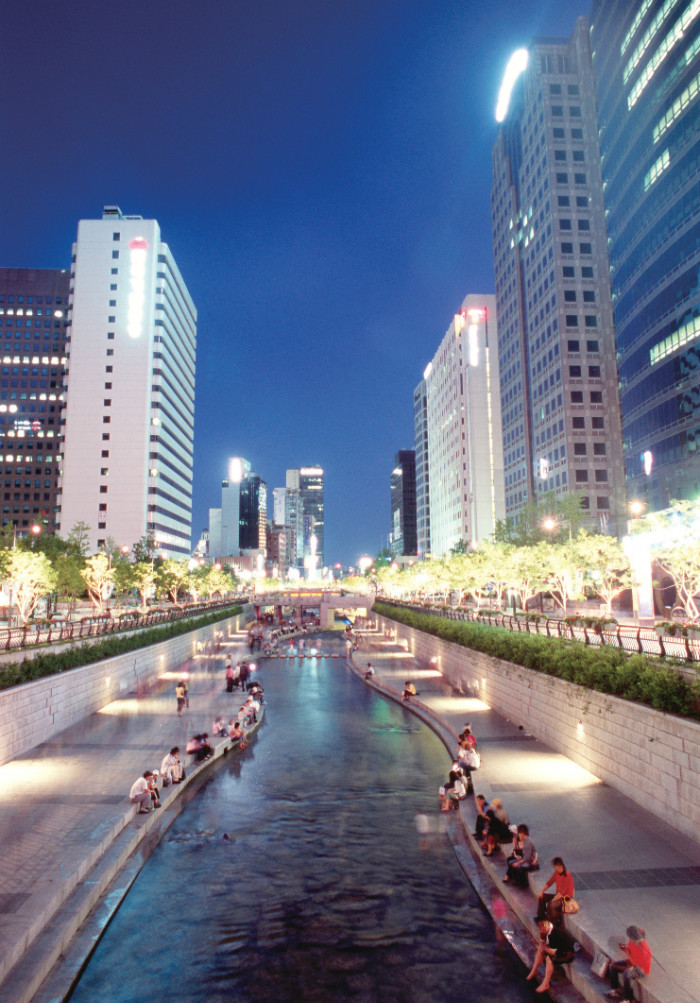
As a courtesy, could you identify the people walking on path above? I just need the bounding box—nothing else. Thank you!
[175,680,186,716]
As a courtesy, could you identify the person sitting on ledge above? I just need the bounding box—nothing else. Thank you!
[504,823,538,887]
[402,681,417,701]
[160,747,184,786]
[147,771,161,808]
[186,734,213,762]
[536,857,575,924]
[445,770,467,810]
[606,926,652,1001]
[364,663,375,679]
[526,919,576,994]
[229,720,249,749]
[130,771,156,814]
[212,715,229,738]
[473,794,491,839]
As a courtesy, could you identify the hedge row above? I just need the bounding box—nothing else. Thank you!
[373,601,700,720]
[0,605,243,691]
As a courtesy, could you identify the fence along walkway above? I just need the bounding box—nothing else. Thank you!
[0,598,245,654]
[383,601,700,663]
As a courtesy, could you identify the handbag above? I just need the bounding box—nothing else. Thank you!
[591,950,610,978]
[562,896,580,914]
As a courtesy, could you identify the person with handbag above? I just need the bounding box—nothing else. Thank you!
[526,920,576,994]
[536,857,576,924]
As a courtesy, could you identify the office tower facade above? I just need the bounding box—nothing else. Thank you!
[591,0,700,510]
[413,379,431,555]
[207,457,267,560]
[424,294,505,556]
[286,466,324,570]
[389,449,417,556]
[491,20,626,535]
[0,269,70,534]
[60,206,196,556]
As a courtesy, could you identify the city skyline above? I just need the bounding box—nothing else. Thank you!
[2,0,589,565]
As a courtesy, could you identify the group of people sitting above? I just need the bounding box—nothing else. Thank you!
[454,743,652,1000]
[129,746,187,814]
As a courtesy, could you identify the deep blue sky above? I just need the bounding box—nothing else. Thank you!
[2,0,588,566]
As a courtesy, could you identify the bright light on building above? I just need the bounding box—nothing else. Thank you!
[229,457,244,483]
[127,237,148,339]
[495,48,529,123]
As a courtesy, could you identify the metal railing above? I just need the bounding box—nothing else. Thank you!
[379,601,700,663]
[0,598,247,654]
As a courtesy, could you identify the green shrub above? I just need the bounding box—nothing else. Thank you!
[0,606,242,692]
[373,601,699,720]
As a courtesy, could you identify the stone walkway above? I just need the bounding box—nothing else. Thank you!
[354,631,700,1003]
[0,624,259,1003]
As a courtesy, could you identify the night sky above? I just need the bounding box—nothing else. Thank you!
[2,0,588,566]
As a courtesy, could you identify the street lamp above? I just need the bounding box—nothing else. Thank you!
[629,500,645,518]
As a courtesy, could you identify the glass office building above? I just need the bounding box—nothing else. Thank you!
[592,0,700,507]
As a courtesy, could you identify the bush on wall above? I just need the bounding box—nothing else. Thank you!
[0,606,242,691]
[373,601,700,719]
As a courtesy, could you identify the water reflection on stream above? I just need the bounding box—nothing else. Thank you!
[70,640,530,1002]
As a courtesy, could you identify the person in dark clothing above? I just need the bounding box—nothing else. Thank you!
[526,919,576,993]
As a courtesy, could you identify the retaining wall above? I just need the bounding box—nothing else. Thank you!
[0,608,250,767]
[376,612,700,841]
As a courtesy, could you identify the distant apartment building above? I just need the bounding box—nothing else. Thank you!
[491,20,625,534]
[60,206,196,556]
[591,0,700,510]
[424,294,505,556]
[413,379,430,555]
[389,449,417,556]
[0,269,70,535]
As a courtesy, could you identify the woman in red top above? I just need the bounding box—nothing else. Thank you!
[536,857,575,924]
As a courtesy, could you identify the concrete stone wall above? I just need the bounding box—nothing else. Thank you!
[0,610,249,767]
[376,613,700,841]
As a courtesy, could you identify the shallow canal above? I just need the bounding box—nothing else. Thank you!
[70,639,531,1002]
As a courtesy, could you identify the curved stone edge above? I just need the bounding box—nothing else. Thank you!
[344,652,593,1003]
[3,711,264,1003]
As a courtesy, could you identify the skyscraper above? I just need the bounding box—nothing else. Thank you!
[413,379,431,556]
[286,466,324,571]
[491,20,626,534]
[389,449,417,556]
[591,0,700,510]
[207,457,266,560]
[60,207,196,556]
[0,268,70,534]
[424,294,505,556]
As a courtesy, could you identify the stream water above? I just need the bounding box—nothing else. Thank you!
[69,639,530,1002]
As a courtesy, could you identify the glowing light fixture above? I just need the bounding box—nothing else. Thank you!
[495,48,529,123]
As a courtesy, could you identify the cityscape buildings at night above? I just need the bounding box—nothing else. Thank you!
[0,268,70,535]
[206,456,267,566]
[389,449,417,557]
[60,207,196,557]
[423,294,505,556]
[591,0,700,511]
[413,379,431,557]
[491,19,626,535]
[285,466,324,573]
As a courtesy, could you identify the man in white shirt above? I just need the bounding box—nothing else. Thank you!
[160,747,184,786]
[130,771,155,813]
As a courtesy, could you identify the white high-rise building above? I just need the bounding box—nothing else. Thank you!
[424,294,505,556]
[60,207,196,556]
